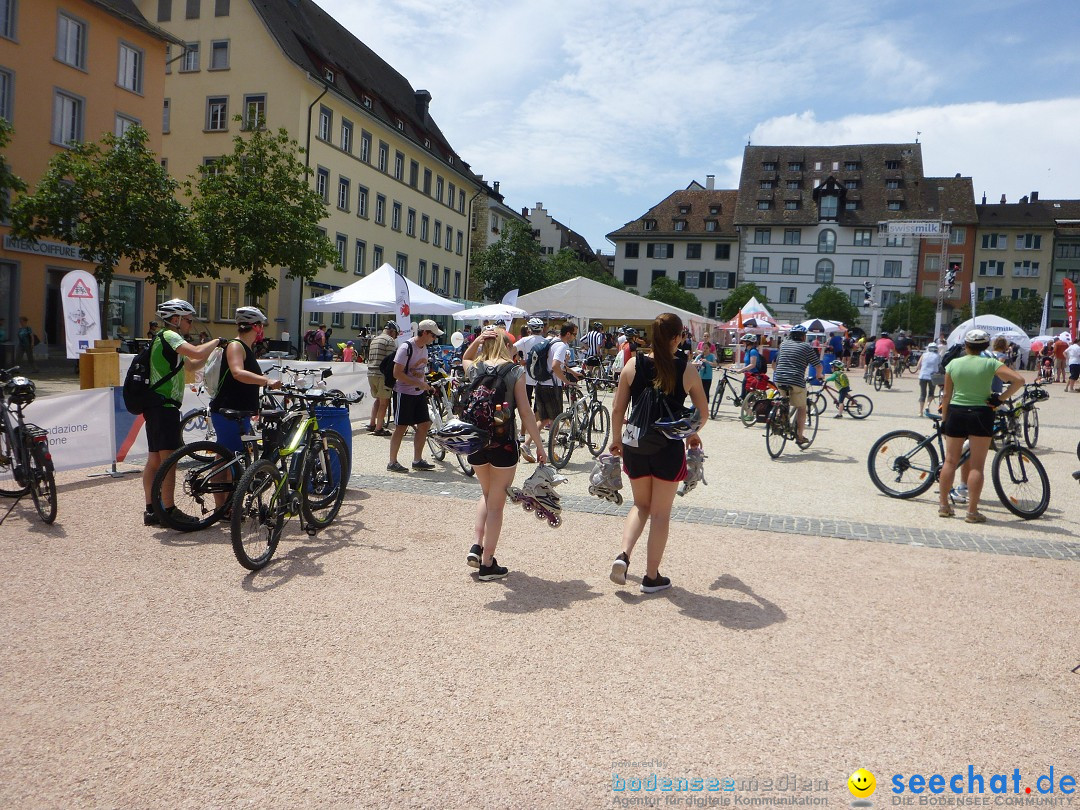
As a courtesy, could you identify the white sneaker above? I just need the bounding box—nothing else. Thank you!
[949,486,969,505]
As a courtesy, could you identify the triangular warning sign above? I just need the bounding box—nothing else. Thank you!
[67,279,95,298]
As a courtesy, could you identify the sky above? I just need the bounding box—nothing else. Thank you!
[316,0,1080,251]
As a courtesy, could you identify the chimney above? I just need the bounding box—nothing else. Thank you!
[706,174,715,190]
[981,192,987,205]
[492,181,500,194]
[1000,194,1007,204]
[522,207,528,217]
[1020,195,1029,204]
[414,90,431,121]
[1031,191,1039,202]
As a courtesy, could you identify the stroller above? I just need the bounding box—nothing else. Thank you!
[1038,354,1054,383]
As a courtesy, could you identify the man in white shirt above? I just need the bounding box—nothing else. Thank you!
[1064,337,1080,393]
[514,317,547,461]
[534,322,579,442]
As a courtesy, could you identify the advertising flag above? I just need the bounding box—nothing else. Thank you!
[59,269,102,359]
[394,267,412,339]
[970,282,977,322]
[1064,278,1077,340]
[501,289,519,307]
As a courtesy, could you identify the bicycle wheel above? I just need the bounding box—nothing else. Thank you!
[709,382,723,419]
[844,394,874,419]
[0,428,29,497]
[802,402,819,446]
[456,453,475,477]
[26,440,58,524]
[548,413,575,469]
[300,430,349,529]
[231,459,285,571]
[1022,408,1039,449]
[180,409,217,459]
[764,404,788,459]
[426,435,447,461]
[809,392,826,417]
[586,403,610,457]
[739,390,762,427]
[867,430,939,499]
[151,442,237,531]
[992,445,1050,519]
[873,373,883,392]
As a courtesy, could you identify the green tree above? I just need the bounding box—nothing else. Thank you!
[472,219,548,300]
[544,248,626,290]
[646,276,703,315]
[717,283,774,322]
[880,293,938,335]
[11,125,193,319]
[802,284,861,325]
[976,295,1043,331]
[189,119,336,298]
[0,119,26,222]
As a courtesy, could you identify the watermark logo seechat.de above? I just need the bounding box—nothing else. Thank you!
[890,766,1076,799]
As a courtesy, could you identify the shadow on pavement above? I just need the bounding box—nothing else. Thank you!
[614,573,786,629]
[483,572,603,614]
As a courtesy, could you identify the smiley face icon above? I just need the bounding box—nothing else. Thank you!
[848,768,876,798]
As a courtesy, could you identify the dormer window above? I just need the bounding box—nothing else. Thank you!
[674,220,687,231]
[705,220,718,232]
[818,193,839,220]
[885,160,901,170]
[323,68,335,83]
[709,206,720,215]
[760,180,773,189]
[788,162,803,171]
[362,95,372,109]
[762,162,776,172]
[844,179,859,190]
[678,205,690,215]
[423,138,431,148]
[448,155,454,165]
[644,219,656,230]
[886,179,902,189]
[396,119,404,131]
[845,161,860,171]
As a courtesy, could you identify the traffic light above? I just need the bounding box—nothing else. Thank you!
[863,281,874,308]
[945,261,960,292]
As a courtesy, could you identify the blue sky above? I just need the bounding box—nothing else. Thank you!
[318,0,1080,250]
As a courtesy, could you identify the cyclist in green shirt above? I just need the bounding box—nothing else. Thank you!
[141,299,225,526]
[823,361,852,419]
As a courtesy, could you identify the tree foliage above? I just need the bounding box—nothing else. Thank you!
[471,219,549,300]
[975,295,1043,332]
[544,248,625,291]
[718,283,774,322]
[189,119,336,297]
[803,284,861,325]
[880,293,938,335]
[0,119,25,222]
[646,276,703,315]
[11,125,193,295]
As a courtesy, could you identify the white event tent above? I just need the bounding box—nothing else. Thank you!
[515,277,720,334]
[302,263,461,315]
[945,315,1031,353]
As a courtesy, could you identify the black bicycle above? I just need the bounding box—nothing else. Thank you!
[763,385,819,459]
[708,368,745,420]
[867,409,1049,519]
[0,367,57,524]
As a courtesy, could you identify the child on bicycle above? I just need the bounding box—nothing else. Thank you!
[823,360,852,418]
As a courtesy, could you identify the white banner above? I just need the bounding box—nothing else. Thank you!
[970,283,977,321]
[59,269,102,360]
[394,270,412,337]
[886,221,943,236]
[22,388,115,472]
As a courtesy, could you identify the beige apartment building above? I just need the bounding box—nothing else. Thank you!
[973,196,1056,306]
[136,0,482,345]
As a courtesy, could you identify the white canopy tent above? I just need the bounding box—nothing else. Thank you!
[515,277,720,334]
[946,315,1031,365]
[301,263,461,315]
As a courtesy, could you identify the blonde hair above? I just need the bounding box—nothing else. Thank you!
[478,328,514,364]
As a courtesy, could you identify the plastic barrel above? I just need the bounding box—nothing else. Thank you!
[313,406,352,489]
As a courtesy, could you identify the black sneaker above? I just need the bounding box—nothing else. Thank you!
[143,510,159,526]
[609,552,629,585]
[411,459,435,471]
[386,461,408,473]
[478,558,508,580]
[467,544,483,569]
[640,573,671,593]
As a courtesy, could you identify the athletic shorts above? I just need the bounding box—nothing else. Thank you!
[467,443,519,469]
[622,440,687,482]
[210,411,252,455]
[394,392,431,427]
[1069,363,1080,381]
[534,385,563,421]
[942,405,994,438]
[144,406,182,453]
[368,370,393,400]
[777,384,807,409]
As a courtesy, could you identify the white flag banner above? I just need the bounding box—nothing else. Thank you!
[970,283,977,322]
[501,288,519,307]
[59,269,102,359]
[394,268,412,338]
[1039,292,1050,336]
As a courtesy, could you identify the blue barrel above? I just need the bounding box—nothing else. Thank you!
[313,406,352,488]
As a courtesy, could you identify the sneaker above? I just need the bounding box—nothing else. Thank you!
[609,552,629,585]
[143,510,159,526]
[965,511,987,524]
[640,573,671,594]
[411,459,435,471]
[467,544,482,569]
[478,558,508,580]
[373,428,392,437]
[833,413,843,419]
[519,445,536,464]
[386,460,408,473]
[365,423,377,432]
[949,486,969,505]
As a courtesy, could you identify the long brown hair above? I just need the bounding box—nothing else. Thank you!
[649,313,683,394]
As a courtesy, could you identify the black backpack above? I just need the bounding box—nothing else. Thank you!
[123,334,182,415]
[380,341,412,389]
[527,338,555,382]
[456,364,516,446]
[603,332,616,351]
[940,342,965,370]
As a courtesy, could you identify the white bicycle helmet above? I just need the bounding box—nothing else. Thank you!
[156,298,197,321]
[431,420,490,455]
[964,329,990,346]
[234,306,268,324]
[527,317,544,332]
[654,407,700,440]
[926,342,939,352]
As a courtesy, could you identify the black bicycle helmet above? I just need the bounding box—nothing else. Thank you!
[431,420,489,455]
[653,407,700,440]
[4,376,36,406]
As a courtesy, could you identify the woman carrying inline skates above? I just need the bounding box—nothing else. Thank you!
[459,325,548,580]
[608,313,709,593]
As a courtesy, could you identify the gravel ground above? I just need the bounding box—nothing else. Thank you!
[1,365,1077,808]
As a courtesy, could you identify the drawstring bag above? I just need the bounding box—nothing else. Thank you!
[621,384,675,455]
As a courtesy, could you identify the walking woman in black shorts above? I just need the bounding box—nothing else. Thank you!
[608,313,709,593]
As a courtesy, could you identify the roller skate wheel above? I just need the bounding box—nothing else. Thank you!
[533,508,547,521]
[548,515,562,528]
[521,500,534,512]
[614,492,623,506]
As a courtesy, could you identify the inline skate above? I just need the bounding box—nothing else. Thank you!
[678,447,707,497]
[587,453,623,505]
[506,464,567,528]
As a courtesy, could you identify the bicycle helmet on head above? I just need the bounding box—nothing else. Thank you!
[234,306,267,324]
[384,321,400,332]
[831,360,845,371]
[591,321,603,331]
[430,420,490,455]
[157,298,198,322]
[527,317,544,332]
[881,330,890,337]
[653,407,700,441]
[740,333,759,344]
[926,343,938,352]
[964,329,990,347]
[789,325,808,335]
[623,327,638,338]
[4,376,36,406]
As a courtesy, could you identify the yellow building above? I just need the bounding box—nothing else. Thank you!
[136,0,483,350]
[0,0,174,359]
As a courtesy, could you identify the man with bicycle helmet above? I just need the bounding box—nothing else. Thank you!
[772,325,823,448]
[873,330,896,387]
[513,317,547,462]
[141,299,227,526]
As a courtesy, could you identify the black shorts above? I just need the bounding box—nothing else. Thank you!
[467,442,519,469]
[942,405,994,438]
[144,406,182,453]
[622,440,687,482]
[1070,363,1080,381]
[394,392,431,427]
[534,385,562,421]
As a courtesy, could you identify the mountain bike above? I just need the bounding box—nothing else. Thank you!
[808,381,873,419]
[763,385,819,459]
[870,359,892,391]
[0,367,57,524]
[548,376,613,469]
[866,409,1049,519]
[708,368,744,420]
[1016,381,1048,449]
[891,354,907,379]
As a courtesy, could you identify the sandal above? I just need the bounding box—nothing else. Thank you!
[938,505,954,518]
[965,511,987,524]
[795,437,811,449]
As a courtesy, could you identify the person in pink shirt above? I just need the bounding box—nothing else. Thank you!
[873,330,897,387]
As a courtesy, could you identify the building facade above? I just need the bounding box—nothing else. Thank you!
[973,196,1055,308]
[135,0,482,342]
[1,0,174,356]
[525,202,594,262]
[1046,199,1080,329]
[912,176,977,332]
[467,179,528,300]
[606,180,739,317]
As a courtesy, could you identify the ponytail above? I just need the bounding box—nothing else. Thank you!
[649,313,683,395]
